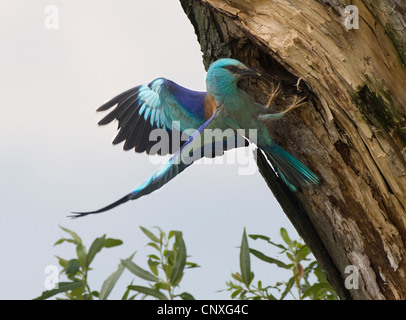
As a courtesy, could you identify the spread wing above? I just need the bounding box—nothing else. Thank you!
[97,78,208,155]
[71,107,234,218]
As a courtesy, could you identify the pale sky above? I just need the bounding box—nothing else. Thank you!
[0,0,298,299]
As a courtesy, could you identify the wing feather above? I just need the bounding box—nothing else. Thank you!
[97,78,207,155]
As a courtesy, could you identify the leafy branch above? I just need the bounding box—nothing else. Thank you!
[35,226,198,300]
[35,225,336,300]
[224,228,338,300]
[125,226,198,300]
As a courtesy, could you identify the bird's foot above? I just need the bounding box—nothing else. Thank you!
[266,82,281,109]
[283,96,307,114]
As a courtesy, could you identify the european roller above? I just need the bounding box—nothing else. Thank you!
[72,58,319,217]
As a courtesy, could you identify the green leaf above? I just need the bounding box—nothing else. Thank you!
[148,258,159,276]
[121,280,133,300]
[128,285,168,300]
[65,259,81,276]
[178,292,195,300]
[248,234,270,241]
[240,228,251,287]
[55,256,68,268]
[140,226,160,243]
[86,236,123,268]
[154,282,170,291]
[304,261,318,274]
[185,262,200,269]
[54,238,75,246]
[59,226,82,245]
[301,283,334,300]
[76,243,87,270]
[280,228,292,247]
[99,264,125,300]
[121,290,130,300]
[147,242,161,252]
[170,231,187,286]
[104,238,123,248]
[152,226,165,240]
[249,248,292,269]
[164,250,175,265]
[164,264,173,281]
[86,235,106,267]
[266,292,278,300]
[313,265,327,282]
[34,281,85,300]
[280,277,295,300]
[286,252,295,262]
[148,254,160,261]
[249,234,288,250]
[231,288,242,299]
[67,284,86,300]
[296,245,311,262]
[100,253,135,300]
[257,280,262,290]
[231,272,243,283]
[121,259,159,282]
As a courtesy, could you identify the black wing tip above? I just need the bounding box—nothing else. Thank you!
[97,86,141,112]
[96,103,113,112]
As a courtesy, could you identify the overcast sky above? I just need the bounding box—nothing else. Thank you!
[0,0,299,299]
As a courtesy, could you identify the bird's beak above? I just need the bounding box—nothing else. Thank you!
[238,67,262,78]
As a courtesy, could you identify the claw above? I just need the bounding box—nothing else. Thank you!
[266,82,281,109]
[295,77,303,92]
[284,96,307,114]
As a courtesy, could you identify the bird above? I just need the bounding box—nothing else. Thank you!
[71,58,319,218]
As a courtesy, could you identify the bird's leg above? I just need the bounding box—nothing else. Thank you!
[257,82,281,115]
[258,95,307,122]
[283,95,307,114]
[266,82,281,110]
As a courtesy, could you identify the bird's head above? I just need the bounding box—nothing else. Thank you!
[206,58,261,97]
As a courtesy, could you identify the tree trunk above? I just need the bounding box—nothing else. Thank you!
[180,0,406,300]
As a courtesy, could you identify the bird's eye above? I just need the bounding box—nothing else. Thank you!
[223,65,240,73]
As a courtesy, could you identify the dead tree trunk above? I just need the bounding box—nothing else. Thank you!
[180,0,406,300]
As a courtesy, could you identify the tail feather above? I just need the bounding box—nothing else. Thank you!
[263,144,320,192]
[69,194,133,218]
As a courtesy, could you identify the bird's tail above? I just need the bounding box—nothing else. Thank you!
[262,144,320,192]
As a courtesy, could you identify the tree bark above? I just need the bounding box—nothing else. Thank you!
[180,0,406,300]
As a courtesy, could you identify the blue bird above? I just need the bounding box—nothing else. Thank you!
[71,58,319,217]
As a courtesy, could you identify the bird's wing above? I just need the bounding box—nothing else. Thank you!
[71,107,233,218]
[97,78,208,155]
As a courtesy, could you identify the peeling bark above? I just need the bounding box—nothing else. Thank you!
[180,0,406,299]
